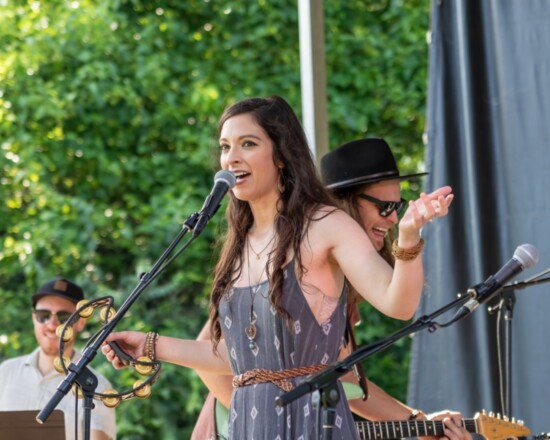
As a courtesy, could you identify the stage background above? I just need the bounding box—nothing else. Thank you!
[408,0,550,433]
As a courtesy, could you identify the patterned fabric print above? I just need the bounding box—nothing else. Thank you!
[218,260,359,440]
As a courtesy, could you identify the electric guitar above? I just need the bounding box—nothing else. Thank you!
[355,410,530,440]
[214,399,531,440]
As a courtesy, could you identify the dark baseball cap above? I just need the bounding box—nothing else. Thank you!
[32,278,85,307]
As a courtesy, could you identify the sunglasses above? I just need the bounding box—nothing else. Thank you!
[357,194,407,217]
[33,309,73,324]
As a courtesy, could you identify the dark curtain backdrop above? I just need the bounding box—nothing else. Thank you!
[408,0,550,434]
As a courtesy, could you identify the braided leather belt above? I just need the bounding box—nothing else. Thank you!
[232,364,327,392]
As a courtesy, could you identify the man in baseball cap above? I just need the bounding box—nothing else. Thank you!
[0,278,117,440]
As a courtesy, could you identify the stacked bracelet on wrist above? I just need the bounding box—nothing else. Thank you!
[392,238,424,261]
[144,331,159,361]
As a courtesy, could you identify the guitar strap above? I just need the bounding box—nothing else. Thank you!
[346,298,369,401]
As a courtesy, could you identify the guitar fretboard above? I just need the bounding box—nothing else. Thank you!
[355,418,477,439]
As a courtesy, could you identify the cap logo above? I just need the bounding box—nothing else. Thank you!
[54,280,68,292]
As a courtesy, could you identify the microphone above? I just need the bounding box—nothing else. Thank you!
[192,170,236,236]
[453,244,539,321]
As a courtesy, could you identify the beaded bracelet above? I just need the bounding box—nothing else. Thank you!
[392,238,424,261]
[144,331,159,361]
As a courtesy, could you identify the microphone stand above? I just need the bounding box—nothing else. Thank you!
[502,287,515,418]
[276,292,474,440]
[36,211,205,435]
[78,367,100,440]
[489,268,550,418]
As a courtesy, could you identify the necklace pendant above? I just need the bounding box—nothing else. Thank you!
[245,322,257,340]
[256,254,260,260]
[246,322,258,351]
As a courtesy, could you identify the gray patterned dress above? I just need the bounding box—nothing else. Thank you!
[218,260,359,440]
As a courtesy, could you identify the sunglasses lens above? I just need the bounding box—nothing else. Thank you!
[34,310,50,323]
[380,204,393,217]
[358,194,406,217]
[34,310,72,324]
[380,200,406,217]
[57,312,72,324]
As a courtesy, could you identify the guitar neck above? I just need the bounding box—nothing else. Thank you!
[355,418,476,440]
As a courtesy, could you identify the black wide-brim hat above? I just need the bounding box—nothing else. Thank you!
[32,277,84,307]
[320,138,428,190]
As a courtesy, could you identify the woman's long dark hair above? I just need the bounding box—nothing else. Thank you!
[208,96,336,351]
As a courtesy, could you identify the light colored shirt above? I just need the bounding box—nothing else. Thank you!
[0,347,117,440]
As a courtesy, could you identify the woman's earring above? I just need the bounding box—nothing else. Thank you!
[278,173,286,193]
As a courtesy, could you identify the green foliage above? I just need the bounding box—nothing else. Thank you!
[1,0,429,436]
[324,0,430,174]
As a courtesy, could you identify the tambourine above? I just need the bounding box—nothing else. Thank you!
[55,296,162,408]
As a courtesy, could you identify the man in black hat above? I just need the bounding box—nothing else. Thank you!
[322,138,471,435]
[0,278,116,440]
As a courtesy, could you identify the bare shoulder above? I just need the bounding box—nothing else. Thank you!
[306,205,367,253]
[311,204,351,223]
[300,205,378,299]
[310,204,362,233]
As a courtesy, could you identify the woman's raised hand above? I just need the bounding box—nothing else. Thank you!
[398,185,454,244]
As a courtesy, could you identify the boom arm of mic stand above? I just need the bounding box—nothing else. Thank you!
[276,292,471,408]
[37,212,200,424]
[502,269,550,291]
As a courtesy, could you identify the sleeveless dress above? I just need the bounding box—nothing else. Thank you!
[218,260,359,440]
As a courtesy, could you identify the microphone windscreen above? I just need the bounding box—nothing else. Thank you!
[215,170,236,189]
[514,243,539,269]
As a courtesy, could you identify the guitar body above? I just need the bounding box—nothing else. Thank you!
[214,398,230,440]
